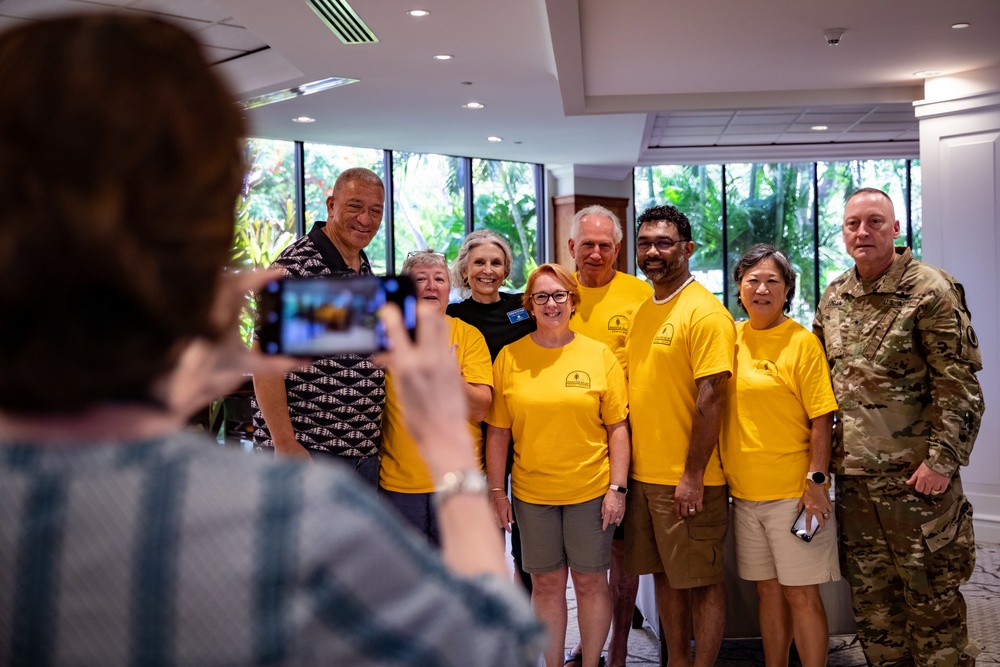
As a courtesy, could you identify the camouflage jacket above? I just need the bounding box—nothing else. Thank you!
[813,247,983,477]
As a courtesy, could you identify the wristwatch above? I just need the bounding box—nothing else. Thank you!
[806,471,829,485]
[609,484,628,495]
[434,469,488,505]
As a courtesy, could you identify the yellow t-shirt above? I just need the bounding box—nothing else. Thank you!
[721,319,838,501]
[626,281,734,486]
[380,317,492,493]
[571,271,653,370]
[486,334,628,505]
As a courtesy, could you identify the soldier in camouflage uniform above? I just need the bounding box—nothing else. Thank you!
[813,188,984,666]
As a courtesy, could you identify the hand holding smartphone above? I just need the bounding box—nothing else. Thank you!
[791,507,822,542]
[257,274,417,356]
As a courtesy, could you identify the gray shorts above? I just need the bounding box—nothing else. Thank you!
[512,495,614,574]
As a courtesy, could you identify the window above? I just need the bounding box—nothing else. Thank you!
[391,152,466,274]
[303,143,385,272]
[635,159,921,326]
[472,159,539,292]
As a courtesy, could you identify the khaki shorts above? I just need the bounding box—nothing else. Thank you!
[732,497,840,586]
[624,480,728,589]
[513,496,614,574]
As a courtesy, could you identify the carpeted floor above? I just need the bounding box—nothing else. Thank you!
[560,541,999,666]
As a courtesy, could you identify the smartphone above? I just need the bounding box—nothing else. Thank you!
[791,508,822,542]
[257,274,416,356]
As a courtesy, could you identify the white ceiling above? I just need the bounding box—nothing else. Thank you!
[3,0,999,169]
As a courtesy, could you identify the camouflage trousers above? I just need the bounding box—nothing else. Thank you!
[836,474,981,666]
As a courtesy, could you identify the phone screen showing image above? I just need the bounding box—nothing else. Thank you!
[791,508,821,542]
[258,275,416,356]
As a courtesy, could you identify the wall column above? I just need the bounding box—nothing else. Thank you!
[916,65,1000,542]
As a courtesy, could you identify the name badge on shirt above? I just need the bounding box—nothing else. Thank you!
[507,308,530,323]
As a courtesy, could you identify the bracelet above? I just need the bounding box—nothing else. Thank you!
[434,469,489,506]
[489,487,505,493]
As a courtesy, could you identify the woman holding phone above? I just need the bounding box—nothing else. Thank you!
[720,244,839,667]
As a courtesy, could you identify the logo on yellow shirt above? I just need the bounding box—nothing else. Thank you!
[566,371,592,388]
[653,323,675,346]
[755,359,778,375]
[607,315,629,334]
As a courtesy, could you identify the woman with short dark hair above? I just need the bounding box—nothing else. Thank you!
[721,243,839,667]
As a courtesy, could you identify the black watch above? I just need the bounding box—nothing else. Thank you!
[609,484,628,495]
[806,471,829,485]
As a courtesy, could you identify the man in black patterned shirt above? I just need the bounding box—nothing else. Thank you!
[252,168,387,485]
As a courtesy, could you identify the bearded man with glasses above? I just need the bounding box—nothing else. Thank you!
[624,204,735,667]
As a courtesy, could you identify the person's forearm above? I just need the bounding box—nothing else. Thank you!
[464,384,492,424]
[252,369,308,457]
[685,373,727,476]
[484,425,511,489]
[436,491,508,577]
[807,412,833,474]
[606,420,630,487]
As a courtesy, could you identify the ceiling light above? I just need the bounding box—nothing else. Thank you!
[951,22,970,29]
[407,9,430,17]
[463,102,484,109]
[811,125,828,131]
[914,70,943,78]
[822,27,845,46]
[487,136,503,142]
[433,54,453,60]
[293,116,316,123]
[238,76,358,110]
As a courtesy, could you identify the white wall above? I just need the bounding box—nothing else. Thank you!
[916,64,1000,543]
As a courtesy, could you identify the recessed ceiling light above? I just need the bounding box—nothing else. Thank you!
[811,125,828,131]
[487,136,503,142]
[433,54,453,60]
[914,70,943,78]
[952,22,970,29]
[463,102,484,109]
[293,116,316,123]
[407,9,430,17]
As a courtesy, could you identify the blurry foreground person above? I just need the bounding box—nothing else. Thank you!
[0,14,541,666]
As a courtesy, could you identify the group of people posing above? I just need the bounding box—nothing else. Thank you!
[253,162,984,667]
[0,14,984,667]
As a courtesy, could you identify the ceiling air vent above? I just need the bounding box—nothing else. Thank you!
[304,0,378,45]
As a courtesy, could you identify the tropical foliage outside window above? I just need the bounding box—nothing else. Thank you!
[233,139,542,342]
[635,159,920,326]
[303,144,385,272]
[473,159,539,293]
[392,152,466,274]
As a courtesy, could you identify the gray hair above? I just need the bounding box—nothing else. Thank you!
[401,249,449,284]
[450,230,513,295]
[570,204,623,244]
[332,167,384,197]
[732,243,796,314]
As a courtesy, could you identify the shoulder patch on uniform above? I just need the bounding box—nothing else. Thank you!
[967,326,979,348]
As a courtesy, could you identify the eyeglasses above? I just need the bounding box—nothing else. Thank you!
[530,290,570,305]
[406,249,445,258]
[636,238,687,253]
